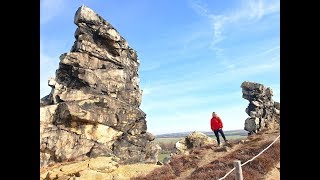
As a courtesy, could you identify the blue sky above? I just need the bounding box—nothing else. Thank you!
[40,0,280,135]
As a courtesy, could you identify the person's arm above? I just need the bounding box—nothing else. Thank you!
[218,117,223,129]
[210,118,214,131]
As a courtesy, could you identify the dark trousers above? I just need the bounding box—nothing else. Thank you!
[213,129,227,145]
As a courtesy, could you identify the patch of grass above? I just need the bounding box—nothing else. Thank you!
[132,165,177,180]
[158,153,171,163]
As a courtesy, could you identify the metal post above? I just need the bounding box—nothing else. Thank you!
[233,160,243,180]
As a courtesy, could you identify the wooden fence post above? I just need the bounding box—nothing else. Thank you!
[233,160,243,180]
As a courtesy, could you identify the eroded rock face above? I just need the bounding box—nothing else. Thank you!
[174,131,216,155]
[40,5,159,167]
[241,81,280,135]
[40,157,160,180]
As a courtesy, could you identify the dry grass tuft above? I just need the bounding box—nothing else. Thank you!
[169,154,200,176]
[189,137,280,180]
[134,147,207,179]
[132,164,177,180]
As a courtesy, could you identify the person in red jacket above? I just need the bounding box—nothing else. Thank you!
[210,112,228,147]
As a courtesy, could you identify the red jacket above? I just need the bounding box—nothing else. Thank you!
[211,116,223,131]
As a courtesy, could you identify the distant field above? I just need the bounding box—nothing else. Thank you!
[155,135,247,144]
[158,153,171,163]
[155,129,247,138]
[155,134,247,163]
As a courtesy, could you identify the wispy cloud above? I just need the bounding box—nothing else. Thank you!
[40,0,66,24]
[189,0,280,55]
[139,0,280,73]
[259,45,280,56]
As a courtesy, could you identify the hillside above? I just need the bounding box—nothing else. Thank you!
[134,129,280,180]
[40,129,279,179]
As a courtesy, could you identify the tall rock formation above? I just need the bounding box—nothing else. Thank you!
[241,81,280,135]
[40,5,160,167]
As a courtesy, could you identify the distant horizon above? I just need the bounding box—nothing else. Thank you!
[153,128,247,136]
[41,0,279,135]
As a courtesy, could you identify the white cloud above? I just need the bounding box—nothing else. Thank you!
[209,15,227,46]
[189,0,209,17]
[260,45,280,56]
[142,0,280,73]
[220,0,280,24]
[189,0,280,57]
[247,0,264,20]
[40,0,66,24]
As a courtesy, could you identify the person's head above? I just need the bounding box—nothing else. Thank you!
[212,112,217,117]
